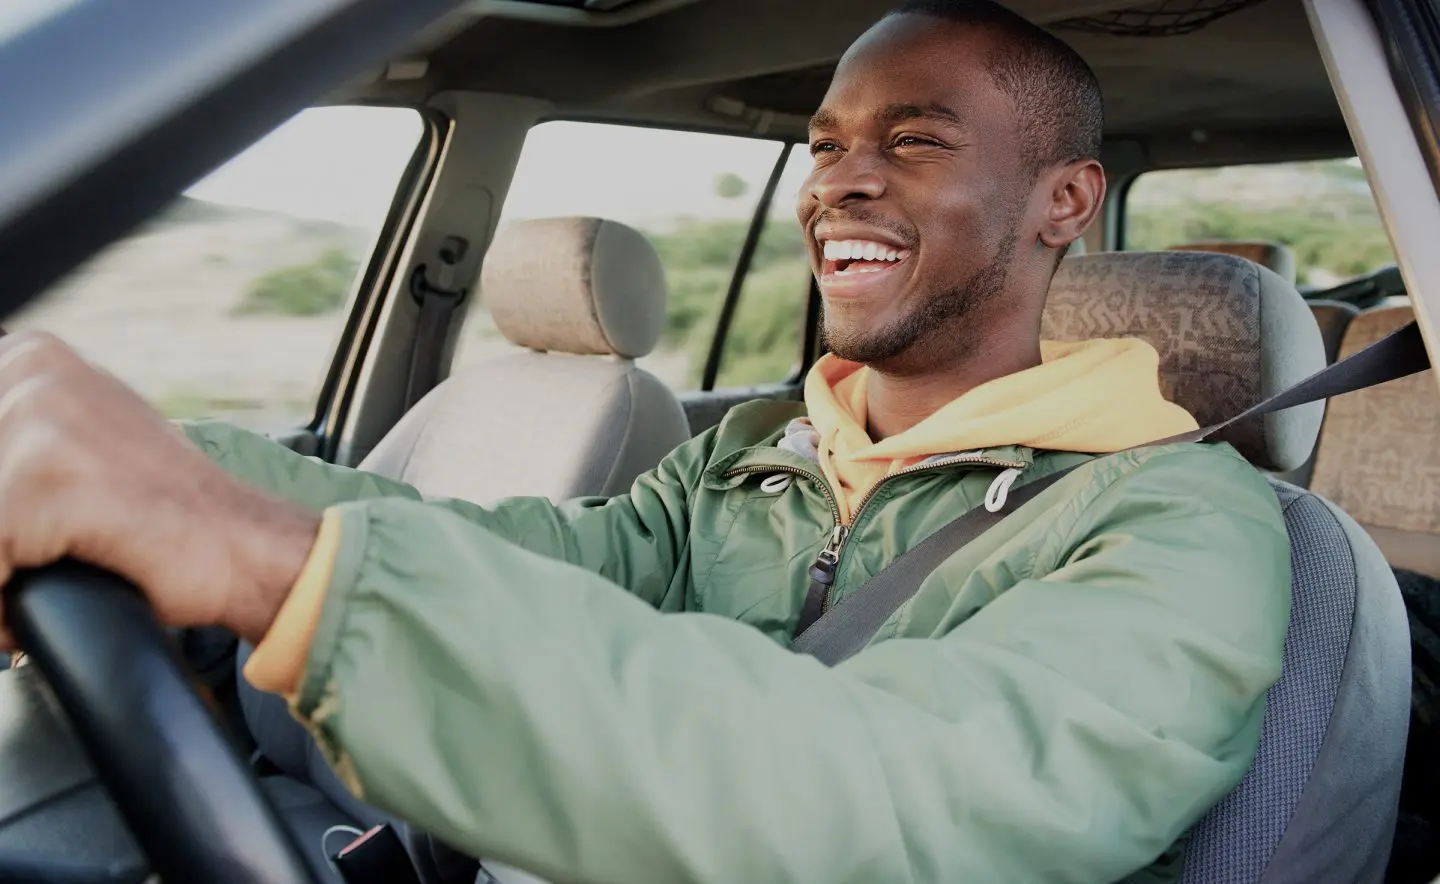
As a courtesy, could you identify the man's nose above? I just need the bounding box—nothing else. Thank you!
[808,151,886,207]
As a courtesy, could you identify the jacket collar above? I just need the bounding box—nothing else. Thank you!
[702,419,1036,492]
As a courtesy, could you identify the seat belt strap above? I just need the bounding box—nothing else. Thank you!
[402,237,470,412]
[790,320,1430,667]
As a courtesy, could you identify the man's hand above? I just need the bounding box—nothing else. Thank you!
[0,332,320,650]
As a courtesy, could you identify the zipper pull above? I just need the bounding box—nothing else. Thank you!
[797,525,849,636]
[811,525,848,582]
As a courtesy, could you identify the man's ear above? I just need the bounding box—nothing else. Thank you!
[1038,159,1106,251]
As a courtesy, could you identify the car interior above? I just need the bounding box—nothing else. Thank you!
[1,0,1439,882]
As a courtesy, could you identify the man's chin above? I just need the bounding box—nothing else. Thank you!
[822,322,917,366]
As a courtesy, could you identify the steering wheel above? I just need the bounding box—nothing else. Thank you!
[4,559,319,884]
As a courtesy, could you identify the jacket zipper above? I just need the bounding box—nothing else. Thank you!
[728,452,1027,633]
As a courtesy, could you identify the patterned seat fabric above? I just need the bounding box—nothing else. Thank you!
[1045,250,1324,472]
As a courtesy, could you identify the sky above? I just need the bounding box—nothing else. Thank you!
[184,107,813,231]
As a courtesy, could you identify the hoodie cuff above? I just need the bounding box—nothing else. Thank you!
[242,507,344,696]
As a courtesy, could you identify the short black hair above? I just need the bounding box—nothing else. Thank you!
[889,0,1103,174]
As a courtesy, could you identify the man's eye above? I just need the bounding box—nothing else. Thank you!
[893,135,938,148]
[810,141,839,156]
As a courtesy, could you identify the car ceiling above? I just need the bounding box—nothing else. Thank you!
[347,0,1349,163]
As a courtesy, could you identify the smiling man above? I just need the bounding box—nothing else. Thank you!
[0,2,1290,882]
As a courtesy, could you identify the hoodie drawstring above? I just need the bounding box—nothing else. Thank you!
[984,468,1025,513]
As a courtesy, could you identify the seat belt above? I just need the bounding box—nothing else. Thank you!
[790,320,1432,667]
[403,236,470,412]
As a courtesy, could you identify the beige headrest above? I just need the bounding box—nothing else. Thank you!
[1043,251,1327,471]
[481,217,668,359]
[1168,240,1297,286]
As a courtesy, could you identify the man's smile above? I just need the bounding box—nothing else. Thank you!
[816,236,914,296]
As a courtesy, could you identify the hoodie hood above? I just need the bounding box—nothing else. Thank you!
[802,338,1199,523]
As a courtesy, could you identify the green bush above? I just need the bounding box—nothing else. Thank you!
[643,217,811,387]
[232,248,359,317]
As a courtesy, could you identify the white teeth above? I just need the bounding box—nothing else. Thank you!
[821,239,908,262]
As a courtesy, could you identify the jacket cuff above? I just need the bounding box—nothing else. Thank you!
[242,507,344,696]
[291,504,373,720]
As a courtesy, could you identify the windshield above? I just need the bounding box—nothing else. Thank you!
[0,0,84,45]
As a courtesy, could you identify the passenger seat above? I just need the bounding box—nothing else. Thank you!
[238,216,691,884]
[361,216,691,503]
[1310,304,1440,578]
[1169,240,1298,286]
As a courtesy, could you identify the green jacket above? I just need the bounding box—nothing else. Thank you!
[184,399,1291,884]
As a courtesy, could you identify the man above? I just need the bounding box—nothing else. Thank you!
[0,2,1290,882]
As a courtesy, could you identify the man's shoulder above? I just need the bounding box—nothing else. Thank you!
[1059,441,1284,529]
[704,397,810,454]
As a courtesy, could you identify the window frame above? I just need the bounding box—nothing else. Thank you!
[310,104,450,444]
[1117,158,1397,286]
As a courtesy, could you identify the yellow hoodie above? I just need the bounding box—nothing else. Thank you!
[806,338,1199,524]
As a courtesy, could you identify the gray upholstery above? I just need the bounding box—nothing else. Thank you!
[361,216,690,504]
[482,217,667,359]
[1271,300,1359,488]
[1045,251,1326,472]
[1180,483,1408,883]
[1170,240,1298,287]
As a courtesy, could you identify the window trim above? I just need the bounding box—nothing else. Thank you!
[1366,0,1440,200]
[314,106,449,445]
[700,141,793,391]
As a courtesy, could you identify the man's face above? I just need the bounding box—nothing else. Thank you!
[798,16,1036,366]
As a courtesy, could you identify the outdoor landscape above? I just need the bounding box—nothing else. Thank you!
[10,158,1396,431]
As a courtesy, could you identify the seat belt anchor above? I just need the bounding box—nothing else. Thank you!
[410,235,470,306]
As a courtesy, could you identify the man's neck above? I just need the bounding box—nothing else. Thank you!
[863,329,1043,441]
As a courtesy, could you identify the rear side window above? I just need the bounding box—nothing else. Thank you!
[457,122,813,391]
[1124,159,1396,291]
[10,105,426,429]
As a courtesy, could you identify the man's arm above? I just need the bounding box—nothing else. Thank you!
[283,448,1289,884]
[181,419,708,609]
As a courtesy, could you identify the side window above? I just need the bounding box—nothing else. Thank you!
[11,105,426,429]
[456,122,811,391]
[711,144,814,389]
[1124,158,1396,291]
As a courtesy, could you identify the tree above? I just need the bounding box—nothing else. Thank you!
[714,173,749,200]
